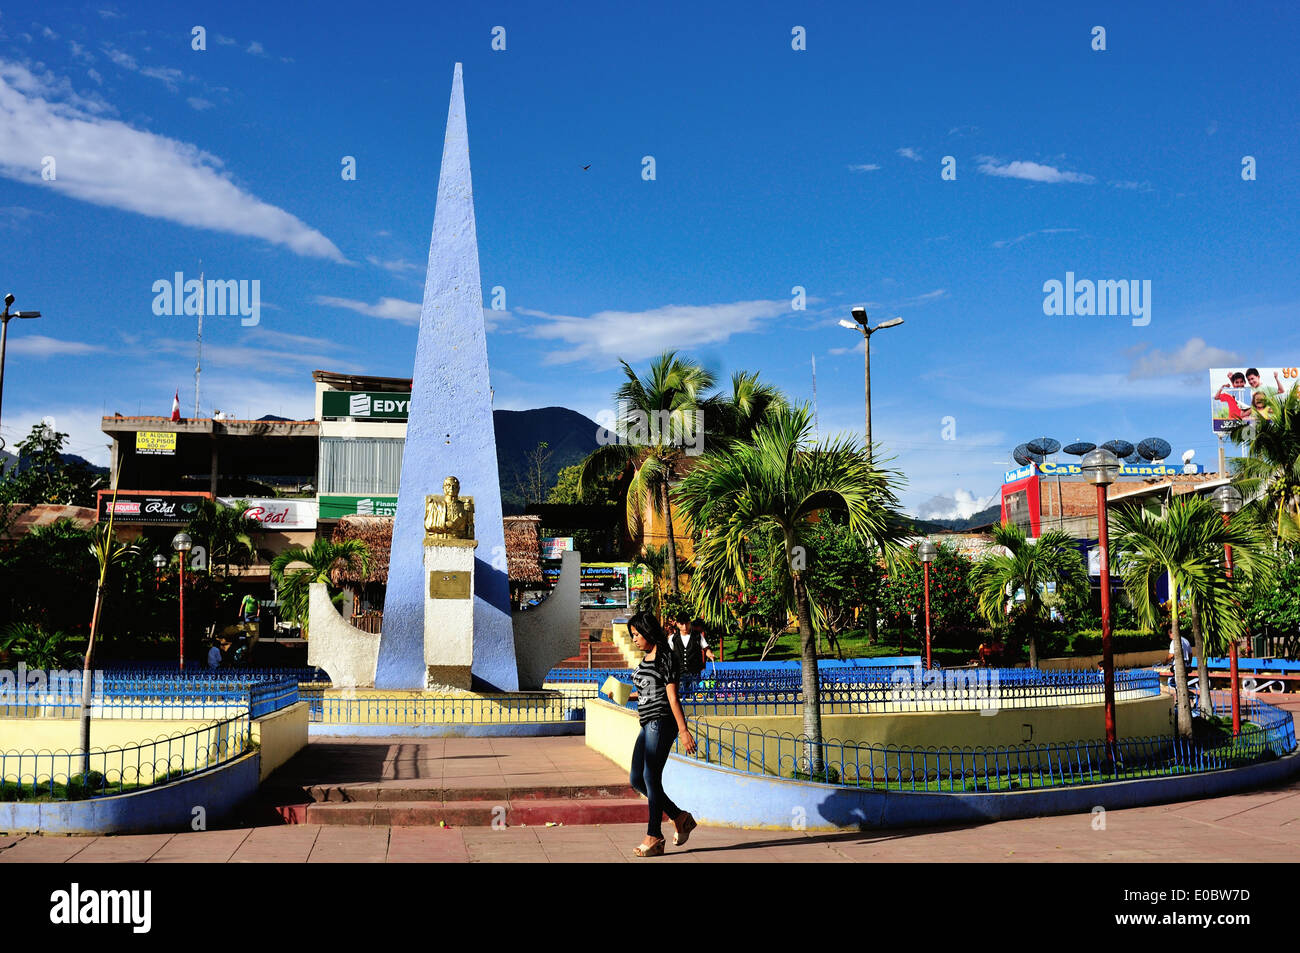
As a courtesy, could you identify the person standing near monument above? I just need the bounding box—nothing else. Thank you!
[626,611,697,856]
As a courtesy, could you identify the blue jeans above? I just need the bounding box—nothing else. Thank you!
[630,717,683,838]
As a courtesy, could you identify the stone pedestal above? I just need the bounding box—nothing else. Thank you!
[424,539,476,689]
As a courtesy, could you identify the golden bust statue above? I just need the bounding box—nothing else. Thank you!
[424,475,475,541]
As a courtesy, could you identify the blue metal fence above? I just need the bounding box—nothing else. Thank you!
[0,675,299,719]
[0,714,251,800]
[678,693,1296,790]
[308,687,600,725]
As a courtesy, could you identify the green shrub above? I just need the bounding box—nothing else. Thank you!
[1068,629,1165,655]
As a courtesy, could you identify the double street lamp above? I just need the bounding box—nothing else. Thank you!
[919,540,937,670]
[1210,483,1245,735]
[0,293,43,452]
[171,533,193,670]
[1081,447,1121,760]
[837,307,904,463]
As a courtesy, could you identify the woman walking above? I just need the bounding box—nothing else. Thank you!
[626,611,697,857]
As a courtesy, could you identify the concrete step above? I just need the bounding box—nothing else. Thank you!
[301,782,639,803]
[301,797,649,827]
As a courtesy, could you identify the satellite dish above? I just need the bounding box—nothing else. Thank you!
[1137,437,1172,462]
[1027,436,1061,456]
[1012,444,1042,466]
[1122,451,1143,466]
[1181,449,1196,464]
[1102,439,1135,459]
[1063,441,1096,456]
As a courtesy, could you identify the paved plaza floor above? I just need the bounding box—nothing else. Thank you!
[4,711,1300,862]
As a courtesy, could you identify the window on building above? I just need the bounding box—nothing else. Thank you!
[319,437,404,495]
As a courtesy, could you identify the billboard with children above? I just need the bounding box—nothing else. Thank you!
[1210,365,1300,432]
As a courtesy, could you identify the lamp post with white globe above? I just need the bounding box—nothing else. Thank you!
[171,533,193,670]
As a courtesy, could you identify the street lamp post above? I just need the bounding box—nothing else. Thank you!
[0,293,43,452]
[1211,484,1245,735]
[838,308,904,463]
[1082,448,1121,759]
[171,533,193,670]
[152,553,167,592]
[919,540,937,670]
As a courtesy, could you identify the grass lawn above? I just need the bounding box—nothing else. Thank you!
[785,721,1273,792]
[721,629,980,667]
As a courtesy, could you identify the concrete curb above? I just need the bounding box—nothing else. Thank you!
[663,747,1300,831]
[0,752,261,835]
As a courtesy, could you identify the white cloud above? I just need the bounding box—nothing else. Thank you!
[847,163,880,172]
[0,405,116,467]
[246,41,265,56]
[0,60,344,260]
[904,289,947,304]
[69,40,93,63]
[976,157,1095,184]
[992,227,1078,248]
[315,295,421,323]
[97,8,124,19]
[187,96,214,111]
[1128,338,1243,381]
[1110,180,1153,192]
[101,44,187,92]
[915,488,997,521]
[897,146,921,162]
[86,68,103,85]
[5,334,103,357]
[365,255,421,275]
[519,299,793,366]
[214,35,238,46]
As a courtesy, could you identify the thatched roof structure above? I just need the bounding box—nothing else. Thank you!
[330,516,392,586]
[327,514,546,587]
[1,504,97,541]
[503,515,544,584]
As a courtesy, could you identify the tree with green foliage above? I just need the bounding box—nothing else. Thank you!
[878,540,980,642]
[969,523,1089,668]
[1229,389,1300,537]
[1111,496,1273,738]
[185,498,259,576]
[0,423,103,530]
[1245,543,1300,654]
[546,462,619,558]
[676,404,909,774]
[270,539,371,636]
[578,351,717,595]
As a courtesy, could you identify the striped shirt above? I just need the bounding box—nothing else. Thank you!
[633,651,677,726]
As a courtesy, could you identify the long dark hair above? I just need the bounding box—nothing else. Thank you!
[629,610,678,677]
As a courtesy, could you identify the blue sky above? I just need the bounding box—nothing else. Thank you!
[0,0,1296,517]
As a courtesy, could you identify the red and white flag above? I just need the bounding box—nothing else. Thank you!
[170,390,181,422]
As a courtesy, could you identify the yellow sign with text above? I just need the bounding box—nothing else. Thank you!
[135,431,177,455]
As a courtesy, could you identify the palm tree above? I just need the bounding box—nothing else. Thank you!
[270,539,370,637]
[969,523,1088,668]
[1229,389,1300,537]
[1111,496,1272,739]
[676,404,908,774]
[186,499,258,575]
[707,370,789,440]
[578,351,717,594]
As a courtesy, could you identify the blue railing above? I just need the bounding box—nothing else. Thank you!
[102,664,329,683]
[0,714,251,800]
[677,693,1296,790]
[0,674,300,719]
[308,687,601,725]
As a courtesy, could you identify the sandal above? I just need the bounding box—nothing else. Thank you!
[633,837,665,857]
[673,812,697,847]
